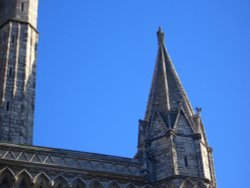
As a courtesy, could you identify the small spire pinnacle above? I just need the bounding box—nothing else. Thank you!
[195,107,202,116]
[157,27,165,45]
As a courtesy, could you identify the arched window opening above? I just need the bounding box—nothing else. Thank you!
[72,179,85,188]
[54,176,68,188]
[0,168,15,188]
[38,182,45,188]
[89,181,103,188]
[55,184,64,188]
[126,184,136,188]
[195,182,206,188]
[19,179,28,188]
[166,183,176,188]
[0,178,10,188]
[108,182,120,188]
[34,174,50,188]
[181,180,194,188]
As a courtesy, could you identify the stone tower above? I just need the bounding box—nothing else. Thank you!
[136,28,216,187]
[0,0,39,145]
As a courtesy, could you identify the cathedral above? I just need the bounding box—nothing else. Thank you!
[0,0,216,187]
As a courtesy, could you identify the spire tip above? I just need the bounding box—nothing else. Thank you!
[158,27,162,32]
[157,27,165,45]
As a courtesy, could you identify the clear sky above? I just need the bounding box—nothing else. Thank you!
[35,1,250,187]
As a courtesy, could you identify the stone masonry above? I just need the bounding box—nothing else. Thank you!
[0,0,38,144]
[0,1,217,187]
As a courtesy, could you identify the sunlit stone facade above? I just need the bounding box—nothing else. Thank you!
[0,1,216,187]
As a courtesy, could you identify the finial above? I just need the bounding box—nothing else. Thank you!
[178,100,183,108]
[195,107,202,116]
[157,27,165,45]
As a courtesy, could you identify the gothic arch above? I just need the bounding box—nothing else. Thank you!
[15,170,33,188]
[125,183,136,188]
[17,179,31,188]
[180,179,194,188]
[53,175,69,188]
[166,182,176,188]
[143,185,152,188]
[0,178,11,188]
[89,180,104,188]
[209,185,216,188]
[0,168,16,187]
[34,172,51,188]
[195,181,206,188]
[71,178,86,188]
[107,181,120,188]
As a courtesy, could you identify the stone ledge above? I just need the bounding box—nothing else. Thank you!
[0,143,142,177]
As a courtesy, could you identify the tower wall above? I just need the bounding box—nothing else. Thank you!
[0,0,38,28]
[0,0,39,145]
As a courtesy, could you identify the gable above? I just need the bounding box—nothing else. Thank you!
[148,112,168,139]
[174,112,194,135]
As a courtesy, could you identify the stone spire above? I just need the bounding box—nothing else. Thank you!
[136,29,216,186]
[145,27,193,123]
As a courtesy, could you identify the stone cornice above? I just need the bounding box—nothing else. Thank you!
[0,19,38,33]
[0,143,142,178]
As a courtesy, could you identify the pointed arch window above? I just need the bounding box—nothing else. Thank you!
[38,182,44,188]
[125,183,136,188]
[55,184,64,188]
[53,176,68,188]
[0,178,10,188]
[181,179,194,188]
[34,173,50,188]
[108,182,120,188]
[0,168,15,188]
[72,179,85,188]
[19,179,28,188]
[89,181,103,188]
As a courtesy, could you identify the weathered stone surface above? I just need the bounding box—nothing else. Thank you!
[0,1,216,188]
[0,0,38,145]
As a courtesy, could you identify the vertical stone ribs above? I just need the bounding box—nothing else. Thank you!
[145,28,193,124]
[136,28,216,187]
[0,0,39,145]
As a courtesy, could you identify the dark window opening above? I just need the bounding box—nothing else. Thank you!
[56,184,63,188]
[38,182,44,188]
[11,35,15,44]
[19,180,27,188]
[0,178,10,188]
[21,2,25,11]
[35,43,38,51]
[184,157,188,167]
[6,102,10,111]
[8,68,12,77]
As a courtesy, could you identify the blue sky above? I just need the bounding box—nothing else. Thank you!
[35,1,250,187]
